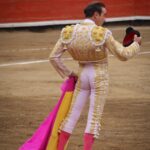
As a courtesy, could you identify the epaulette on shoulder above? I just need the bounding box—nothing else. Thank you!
[91,26,112,46]
[61,25,75,44]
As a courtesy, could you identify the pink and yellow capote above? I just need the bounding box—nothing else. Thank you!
[19,76,76,150]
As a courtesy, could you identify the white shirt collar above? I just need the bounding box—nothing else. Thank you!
[83,18,95,24]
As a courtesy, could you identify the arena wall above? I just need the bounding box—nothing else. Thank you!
[0,0,149,27]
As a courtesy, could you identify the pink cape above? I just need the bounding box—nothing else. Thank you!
[19,76,76,150]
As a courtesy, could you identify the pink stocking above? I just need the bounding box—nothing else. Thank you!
[57,130,71,150]
[83,133,95,150]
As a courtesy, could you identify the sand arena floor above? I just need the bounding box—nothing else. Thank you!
[0,25,150,150]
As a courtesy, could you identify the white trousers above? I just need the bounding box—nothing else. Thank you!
[59,62,109,139]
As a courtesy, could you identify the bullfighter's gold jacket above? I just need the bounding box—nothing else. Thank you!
[49,19,140,78]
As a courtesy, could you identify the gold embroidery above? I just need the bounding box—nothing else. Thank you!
[61,25,74,44]
[63,44,68,50]
[91,26,105,44]
[89,63,109,139]
[95,47,101,52]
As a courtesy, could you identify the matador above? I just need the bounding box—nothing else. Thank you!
[49,2,141,150]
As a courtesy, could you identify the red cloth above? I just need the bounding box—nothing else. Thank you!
[123,27,140,47]
[123,32,135,47]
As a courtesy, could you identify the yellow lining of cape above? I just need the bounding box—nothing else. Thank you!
[46,91,74,150]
